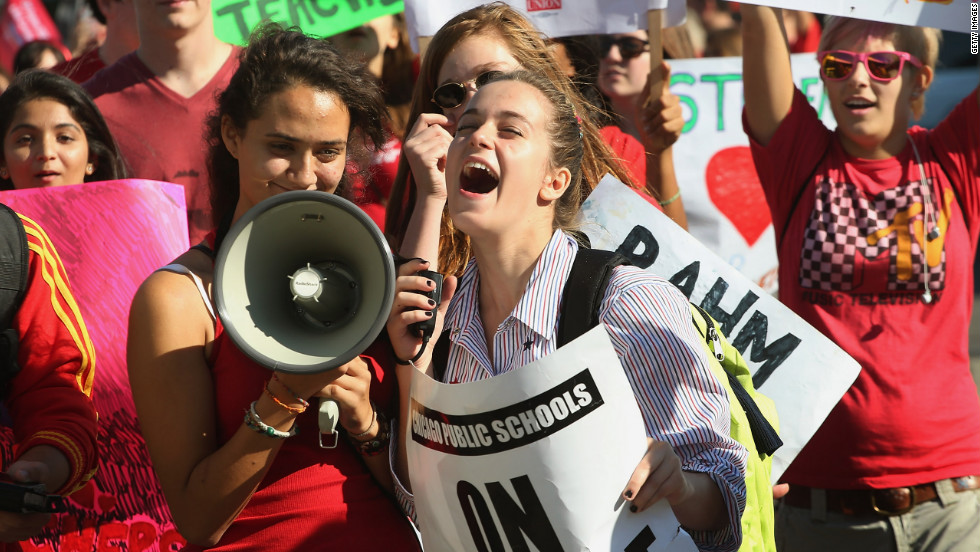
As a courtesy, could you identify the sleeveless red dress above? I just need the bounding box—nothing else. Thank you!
[181,235,420,551]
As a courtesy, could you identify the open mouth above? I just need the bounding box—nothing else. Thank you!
[844,98,876,109]
[35,170,59,178]
[459,161,499,195]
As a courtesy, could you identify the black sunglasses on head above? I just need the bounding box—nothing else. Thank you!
[430,70,504,110]
[599,36,650,60]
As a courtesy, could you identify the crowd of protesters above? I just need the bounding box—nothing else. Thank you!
[0,0,977,551]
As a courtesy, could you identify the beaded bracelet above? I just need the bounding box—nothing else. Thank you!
[265,383,306,415]
[271,373,311,409]
[244,401,298,439]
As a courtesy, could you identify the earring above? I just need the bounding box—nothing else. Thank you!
[0,167,6,179]
[85,163,94,175]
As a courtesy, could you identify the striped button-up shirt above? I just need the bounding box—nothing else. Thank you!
[395,230,747,551]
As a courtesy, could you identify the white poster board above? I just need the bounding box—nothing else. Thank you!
[667,53,836,293]
[738,0,975,34]
[404,0,686,51]
[407,327,698,552]
[577,175,862,481]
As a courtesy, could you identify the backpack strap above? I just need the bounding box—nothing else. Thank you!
[0,204,29,394]
[691,303,783,458]
[555,248,631,348]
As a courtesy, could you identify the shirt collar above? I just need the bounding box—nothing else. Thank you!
[444,230,576,342]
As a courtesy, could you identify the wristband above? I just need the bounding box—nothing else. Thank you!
[658,190,681,207]
[245,401,298,439]
[348,404,378,439]
[347,409,390,457]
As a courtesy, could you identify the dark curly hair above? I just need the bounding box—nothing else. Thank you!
[0,69,127,190]
[206,23,389,246]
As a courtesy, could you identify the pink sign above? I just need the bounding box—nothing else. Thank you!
[0,0,64,73]
[0,180,189,551]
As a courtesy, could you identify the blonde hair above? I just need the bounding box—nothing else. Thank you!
[818,17,941,119]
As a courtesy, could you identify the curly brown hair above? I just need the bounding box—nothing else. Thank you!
[206,22,389,247]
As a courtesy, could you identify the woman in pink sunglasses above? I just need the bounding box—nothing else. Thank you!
[741,5,979,552]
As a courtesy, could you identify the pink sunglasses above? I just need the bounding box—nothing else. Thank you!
[818,50,923,82]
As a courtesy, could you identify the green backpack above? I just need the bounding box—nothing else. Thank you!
[556,248,780,552]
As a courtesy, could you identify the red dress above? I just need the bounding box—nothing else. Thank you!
[179,235,420,551]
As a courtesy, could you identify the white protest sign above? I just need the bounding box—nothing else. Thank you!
[577,175,862,482]
[668,54,836,293]
[407,327,698,552]
[737,0,974,34]
[404,0,686,51]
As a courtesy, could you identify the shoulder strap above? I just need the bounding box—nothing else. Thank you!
[691,303,782,457]
[0,205,28,330]
[157,263,216,322]
[0,204,28,395]
[555,248,630,348]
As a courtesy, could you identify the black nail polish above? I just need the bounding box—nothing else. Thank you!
[425,311,433,317]
[426,280,433,287]
[624,490,633,499]
[428,299,436,306]
[629,504,638,513]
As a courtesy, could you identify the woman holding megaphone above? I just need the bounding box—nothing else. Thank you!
[126,24,420,551]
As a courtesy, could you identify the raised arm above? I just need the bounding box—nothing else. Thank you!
[399,113,454,268]
[638,61,688,230]
[741,4,796,146]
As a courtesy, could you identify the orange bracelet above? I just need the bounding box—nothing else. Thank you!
[271,373,310,408]
[264,384,306,414]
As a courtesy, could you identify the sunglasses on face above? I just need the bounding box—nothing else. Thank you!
[430,70,504,110]
[599,36,650,60]
[818,50,923,83]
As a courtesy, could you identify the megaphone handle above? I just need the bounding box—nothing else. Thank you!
[318,398,340,449]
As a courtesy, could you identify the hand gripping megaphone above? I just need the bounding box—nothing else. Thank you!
[213,191,395,446]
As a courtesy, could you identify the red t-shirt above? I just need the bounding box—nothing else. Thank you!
[600,125,665,211]
[746,89,980,489]
[51,48,106,84]
[84,50,240,245]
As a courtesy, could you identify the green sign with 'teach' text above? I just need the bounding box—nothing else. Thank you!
[212,0,404,44]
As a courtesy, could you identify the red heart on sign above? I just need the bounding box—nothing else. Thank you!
[705,146,772,247]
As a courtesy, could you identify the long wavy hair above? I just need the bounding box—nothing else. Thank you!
[384,2,635,276]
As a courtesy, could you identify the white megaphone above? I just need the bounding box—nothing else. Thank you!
[213,191,395,446]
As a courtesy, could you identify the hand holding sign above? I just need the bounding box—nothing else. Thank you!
[638,61,684,154]
[407,327,699,551]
